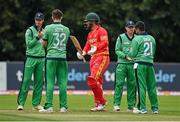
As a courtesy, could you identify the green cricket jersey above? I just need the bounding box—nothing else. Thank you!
[43,22,70,59]
[115,33,135,63]
[128,32,156,64]
[25,25,45,57]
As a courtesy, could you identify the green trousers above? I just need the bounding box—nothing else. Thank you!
[135,64,158,110]
[114,63,136,109]
[17,57,44,107]
[44,60,68,109]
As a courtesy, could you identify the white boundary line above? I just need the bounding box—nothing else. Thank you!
[0,90,180,96]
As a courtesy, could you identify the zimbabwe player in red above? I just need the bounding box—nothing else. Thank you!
[77,12,110,111]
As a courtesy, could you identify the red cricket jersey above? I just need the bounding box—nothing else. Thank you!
[83,25,109,56]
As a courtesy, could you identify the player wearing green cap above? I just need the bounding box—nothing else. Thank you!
[77,12,110,111]
[128,21,158,114]
[39,9,70,113]
[17,12,45,111]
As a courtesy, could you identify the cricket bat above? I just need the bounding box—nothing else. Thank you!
[70,35,86,62]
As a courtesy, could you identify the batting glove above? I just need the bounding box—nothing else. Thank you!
[87,46,97,55]
[77,51,86,60]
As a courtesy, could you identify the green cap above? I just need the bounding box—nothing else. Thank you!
[85,12,100,23]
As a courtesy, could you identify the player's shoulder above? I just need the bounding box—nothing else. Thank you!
[61,24,70,32]
[44,24,52,29]
[133,34,141,39]
[148,35,156,43]
[26,25,33,31]
[133,35,142,43]
[25,26,34,34]
[119,33,125,37]
[148,34,155,40]
[98,26,108,34]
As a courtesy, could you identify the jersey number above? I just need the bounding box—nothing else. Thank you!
[53,32,66,50]
[144,41,153,56]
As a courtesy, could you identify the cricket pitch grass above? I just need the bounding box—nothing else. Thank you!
[0,95,180,121]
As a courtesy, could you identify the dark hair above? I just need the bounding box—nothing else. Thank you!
[135,21,145,31]
[52,9,63,19]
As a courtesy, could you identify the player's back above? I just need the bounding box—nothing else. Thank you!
[44,22,70,59]
[134,34,156,64]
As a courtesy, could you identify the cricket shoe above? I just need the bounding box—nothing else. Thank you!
[152,108,159,114]
[139,109,147,114]
[60,107,67,113]
[113,106,120,112]
[127,107,138,112]
[90,107,98,112]
[32,105,44,111]
[133,108,140,114]
[39,107,53,113]
[17,105,23,111]
[97,104,106,111]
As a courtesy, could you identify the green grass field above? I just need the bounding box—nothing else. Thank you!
[0,95,180,121]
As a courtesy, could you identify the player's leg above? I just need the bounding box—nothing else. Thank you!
[135,64,147,113]
[147,67,158,113]
[56,61,68,112]
[97,76,106,109]
[126,64,136,111]
[94,56,109,105]
[32,59,44,108]
[113,64,126,110]
[89,57,100,107]
[43,60,56,110]
[17,58,34,109]
[88,55,109,110]
[95,76,103,106]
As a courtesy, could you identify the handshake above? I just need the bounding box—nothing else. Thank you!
[77,46,97,60]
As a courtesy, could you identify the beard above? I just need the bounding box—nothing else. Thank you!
[83,21,93,31]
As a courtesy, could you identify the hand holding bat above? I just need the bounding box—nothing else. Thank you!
[70,35,86,62]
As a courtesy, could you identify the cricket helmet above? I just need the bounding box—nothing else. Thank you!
[85,12,100,23]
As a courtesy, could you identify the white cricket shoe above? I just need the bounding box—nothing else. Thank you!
[133,108,147,114]
[39,107,53,113]
[133,108,140,114]
[97,104,106,111]
[17,105,23,110]
[113,106,120,112]
[127,107,138,112]
[32,105,44,111]
[90,107,98,112]
[60,107,67,113]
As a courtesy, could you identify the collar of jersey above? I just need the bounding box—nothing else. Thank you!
[125,33,134,41]
[53,22,61,24]
[33,25,38,31]
[137,32,148,35]
[33,25,43,31]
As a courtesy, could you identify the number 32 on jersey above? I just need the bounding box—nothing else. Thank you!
[53,32,66,50]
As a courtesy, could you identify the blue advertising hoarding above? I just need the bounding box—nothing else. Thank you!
[6,62,180,91]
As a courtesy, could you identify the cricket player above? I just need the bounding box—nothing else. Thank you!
[77,12,110,111]
[113,20,136,112]
[39,9,70,113]
[128,21,159,114]
[17,12,45,110]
